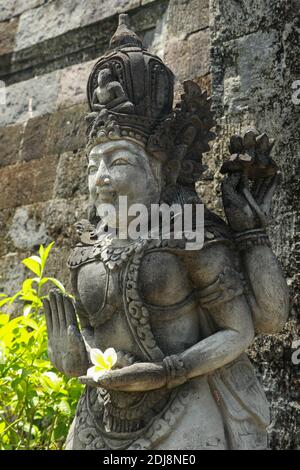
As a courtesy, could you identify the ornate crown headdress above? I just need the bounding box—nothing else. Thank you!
[86,14,216,187]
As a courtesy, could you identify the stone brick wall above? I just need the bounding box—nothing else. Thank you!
[0,0,298,449]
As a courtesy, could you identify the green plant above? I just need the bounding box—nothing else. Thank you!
[0,243,83,450]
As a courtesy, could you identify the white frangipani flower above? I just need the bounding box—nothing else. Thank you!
[87,347,117,381]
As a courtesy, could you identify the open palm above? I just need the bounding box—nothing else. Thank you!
[43,290,89,377]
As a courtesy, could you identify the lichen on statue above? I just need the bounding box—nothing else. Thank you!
[42,14,289,450]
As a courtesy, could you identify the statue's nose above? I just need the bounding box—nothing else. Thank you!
[96,175,112,187]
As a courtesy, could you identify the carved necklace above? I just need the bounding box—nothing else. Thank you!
[68,220,187,272]
[68,230,160,271]
[95,235,151,271]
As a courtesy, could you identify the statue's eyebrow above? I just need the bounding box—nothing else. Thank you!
[104,145,135,156]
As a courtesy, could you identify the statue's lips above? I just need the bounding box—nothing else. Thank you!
[96,186,117,201]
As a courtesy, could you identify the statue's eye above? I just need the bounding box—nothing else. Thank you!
[88,165,98,175]
[111,158,129,166]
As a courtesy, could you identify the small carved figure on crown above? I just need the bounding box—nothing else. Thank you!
[92,67,135,114]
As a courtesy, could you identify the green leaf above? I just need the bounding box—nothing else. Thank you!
[0,297,11,308]
[0,314,9,325]
[8,291,22,304]
[43,242,54,263]
[38,277,50,288]
[22,278,35,293]
[39,242,54,272]
[39,245,45,260]
[40,372,63,393]
[0,341,6,364]
[20,291,39,303]
[57,400,71,416]
[53,421,68,441]
[22,258,41,277]
[47,278,66,293]
[23,305,32,317]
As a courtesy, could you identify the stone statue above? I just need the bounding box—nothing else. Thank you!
[42,15,289,450]
[91,67,134,115]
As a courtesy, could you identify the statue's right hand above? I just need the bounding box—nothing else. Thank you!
[42,290,89,377]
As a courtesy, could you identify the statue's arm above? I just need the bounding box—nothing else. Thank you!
[237,241,289,334]
[109,81,126,98]
[177,244,255,381]
[220,129,289,334]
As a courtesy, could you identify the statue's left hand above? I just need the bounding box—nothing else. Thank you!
[222,171,281,232]
[43,290,89,377]
[79,362,167,392]
[221,129,280,232]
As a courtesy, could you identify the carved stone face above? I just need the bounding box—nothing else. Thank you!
[88,139,162,229]
[98,68,112,86]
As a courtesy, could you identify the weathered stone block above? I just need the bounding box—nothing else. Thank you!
[3,194,88,254]
[57,60,97,109]
[53,150,88,200]
[0,17,18,55]
[0,1,16,22]
[0,207,15,257]
[8,205,50,250]
[0,70,60,127]
[221,31,281,116]
[21,113,50,162]
[167,0,209,37]
[46,103,88,156]
[131,0,169,33]
[43,196,89,245]
[14,0,143,52]
[13,0,51,17]
[210,0,291,43]
[81,0,142,27]
[0,252,27,297]
[14,0,79,51]
[0,155,59,210]
[164,29,210,81]
[0,123,24,167]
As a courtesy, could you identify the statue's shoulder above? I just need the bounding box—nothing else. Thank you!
[142,206,233,258]
[160,185,233,253]
[167,207,235,271]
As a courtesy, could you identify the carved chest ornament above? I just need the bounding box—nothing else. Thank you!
[68,229,150,271]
